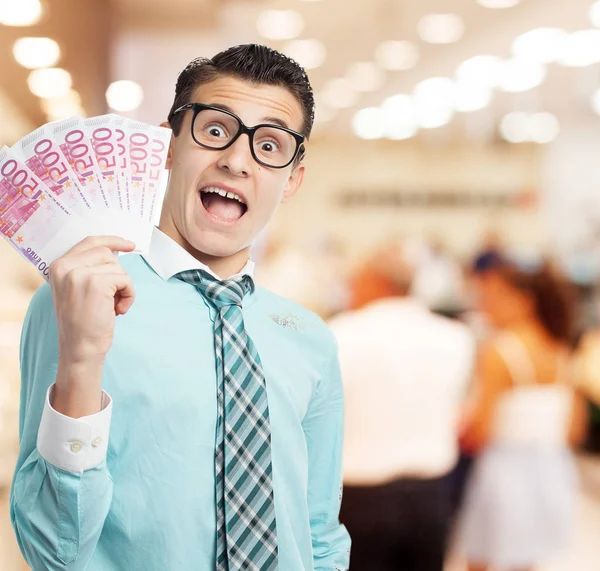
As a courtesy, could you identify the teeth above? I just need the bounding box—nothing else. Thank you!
[202,187,245,205]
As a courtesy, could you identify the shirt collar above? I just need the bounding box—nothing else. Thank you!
[142,226,255,281]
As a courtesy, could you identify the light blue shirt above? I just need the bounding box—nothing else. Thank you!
[10,228,350,570]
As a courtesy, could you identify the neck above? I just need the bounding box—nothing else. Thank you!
[158,220,250,279]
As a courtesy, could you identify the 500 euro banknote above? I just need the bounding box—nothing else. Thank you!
[110,115,132,213]
[52,117,113,211]
[145,124,171,224]
[0,146,72,279]
[85,115,124,211]
[12,123,92,216]
[123,120,171,222]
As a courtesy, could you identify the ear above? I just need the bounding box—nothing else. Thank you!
[160,121,174,170]
[281,164,305,204]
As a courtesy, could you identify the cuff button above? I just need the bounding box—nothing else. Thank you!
[70,441,83,453]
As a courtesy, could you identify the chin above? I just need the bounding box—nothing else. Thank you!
[187,227,250,259]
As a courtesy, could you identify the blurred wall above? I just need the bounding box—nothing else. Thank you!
[267,137,543,261]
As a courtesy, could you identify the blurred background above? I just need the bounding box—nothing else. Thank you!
[3,0,600,569]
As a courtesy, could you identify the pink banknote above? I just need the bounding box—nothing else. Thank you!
[52,117,110,211]
[144,125,171,223]
[110,115,132,213]
[85,115,123,211]
[13,123,92,216]
[0,146,72,278]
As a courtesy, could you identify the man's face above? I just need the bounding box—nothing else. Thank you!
[161,76,305,260]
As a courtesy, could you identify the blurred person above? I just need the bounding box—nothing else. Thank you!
[458,255,587,571]
[411,237,465,316]
[330,244,476,571]
[256,234,349,319]
[10,45,350,571]
[575,327,600,406]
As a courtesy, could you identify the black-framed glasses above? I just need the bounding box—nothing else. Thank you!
[170,103,306,169]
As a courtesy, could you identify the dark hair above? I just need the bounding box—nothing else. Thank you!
[167,44,315,141]
[497,261,577,344]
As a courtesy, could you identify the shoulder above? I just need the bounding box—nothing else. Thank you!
[429,312,476,348]
[21,282,59,367]
[25,281,55,324]
[477,336,513,386]
[253,285,338,355]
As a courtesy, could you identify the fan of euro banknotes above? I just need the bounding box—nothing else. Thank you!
[0,114,171,279]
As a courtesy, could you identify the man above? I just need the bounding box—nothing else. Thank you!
[330,244,474,571]
[10,45,350,571]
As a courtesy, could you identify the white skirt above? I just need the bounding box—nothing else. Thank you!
[457,444,578,569]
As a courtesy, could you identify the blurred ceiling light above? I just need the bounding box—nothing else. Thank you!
[352,107,385,140]
[500,112,530,143]
[412,79,455,128]
[590,1,600,27]
[530,112,560,143]
[41,90,83,120]
[44,103,85,121]
[557,29,600,67]
[321,78,359,109]
[381,94,414,116]
[257,10,304,41]
[592,88,600,115]
[314,94,336,123]
[106,80,144,112]
[477,0,520,7]
[347,62,386,92]
[413,77,455,110]
[375,40,419,71]
[28,68,72,99]
[418,13,465,45]
[416,106,455,129]
[381,94,418,140]
[0,0,42,26]
[456,55,501,89]
[386,122,418,140]
[512,28,568,64]
[41,89,81,110]
[496,58,547,92]
[13,37,60,70]
[499,111,559,143]
[283,39,326,69]
[314,103,336,124]
[454,82,492,113]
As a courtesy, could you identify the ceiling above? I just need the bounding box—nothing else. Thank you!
[0,0,599,145]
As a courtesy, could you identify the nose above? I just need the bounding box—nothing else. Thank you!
[216,134,253,177]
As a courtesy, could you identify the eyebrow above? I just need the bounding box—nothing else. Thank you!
[205,102,291,130]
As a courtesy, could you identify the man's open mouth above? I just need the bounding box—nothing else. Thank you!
[199,186,248,221]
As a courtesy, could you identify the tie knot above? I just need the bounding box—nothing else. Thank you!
[176,270,253,309]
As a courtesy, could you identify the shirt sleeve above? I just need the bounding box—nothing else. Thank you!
[10,283,114,570]
[302,337,351,571]
[37,385,113,474]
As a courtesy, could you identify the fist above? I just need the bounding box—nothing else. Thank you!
[49,236,136,367]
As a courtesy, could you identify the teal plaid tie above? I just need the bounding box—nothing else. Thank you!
[176,270,278,571]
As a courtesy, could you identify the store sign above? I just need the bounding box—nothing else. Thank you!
[337,189,537,209]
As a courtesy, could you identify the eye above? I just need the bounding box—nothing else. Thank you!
[205,123,228,138]
[257,139,280,153]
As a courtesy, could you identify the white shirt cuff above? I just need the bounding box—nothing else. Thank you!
[36,384,112,474]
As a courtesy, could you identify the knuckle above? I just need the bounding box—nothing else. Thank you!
[107,261,125,274]
[48,259,64,282]
[65,267,84,287]
[98,246,114,262]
